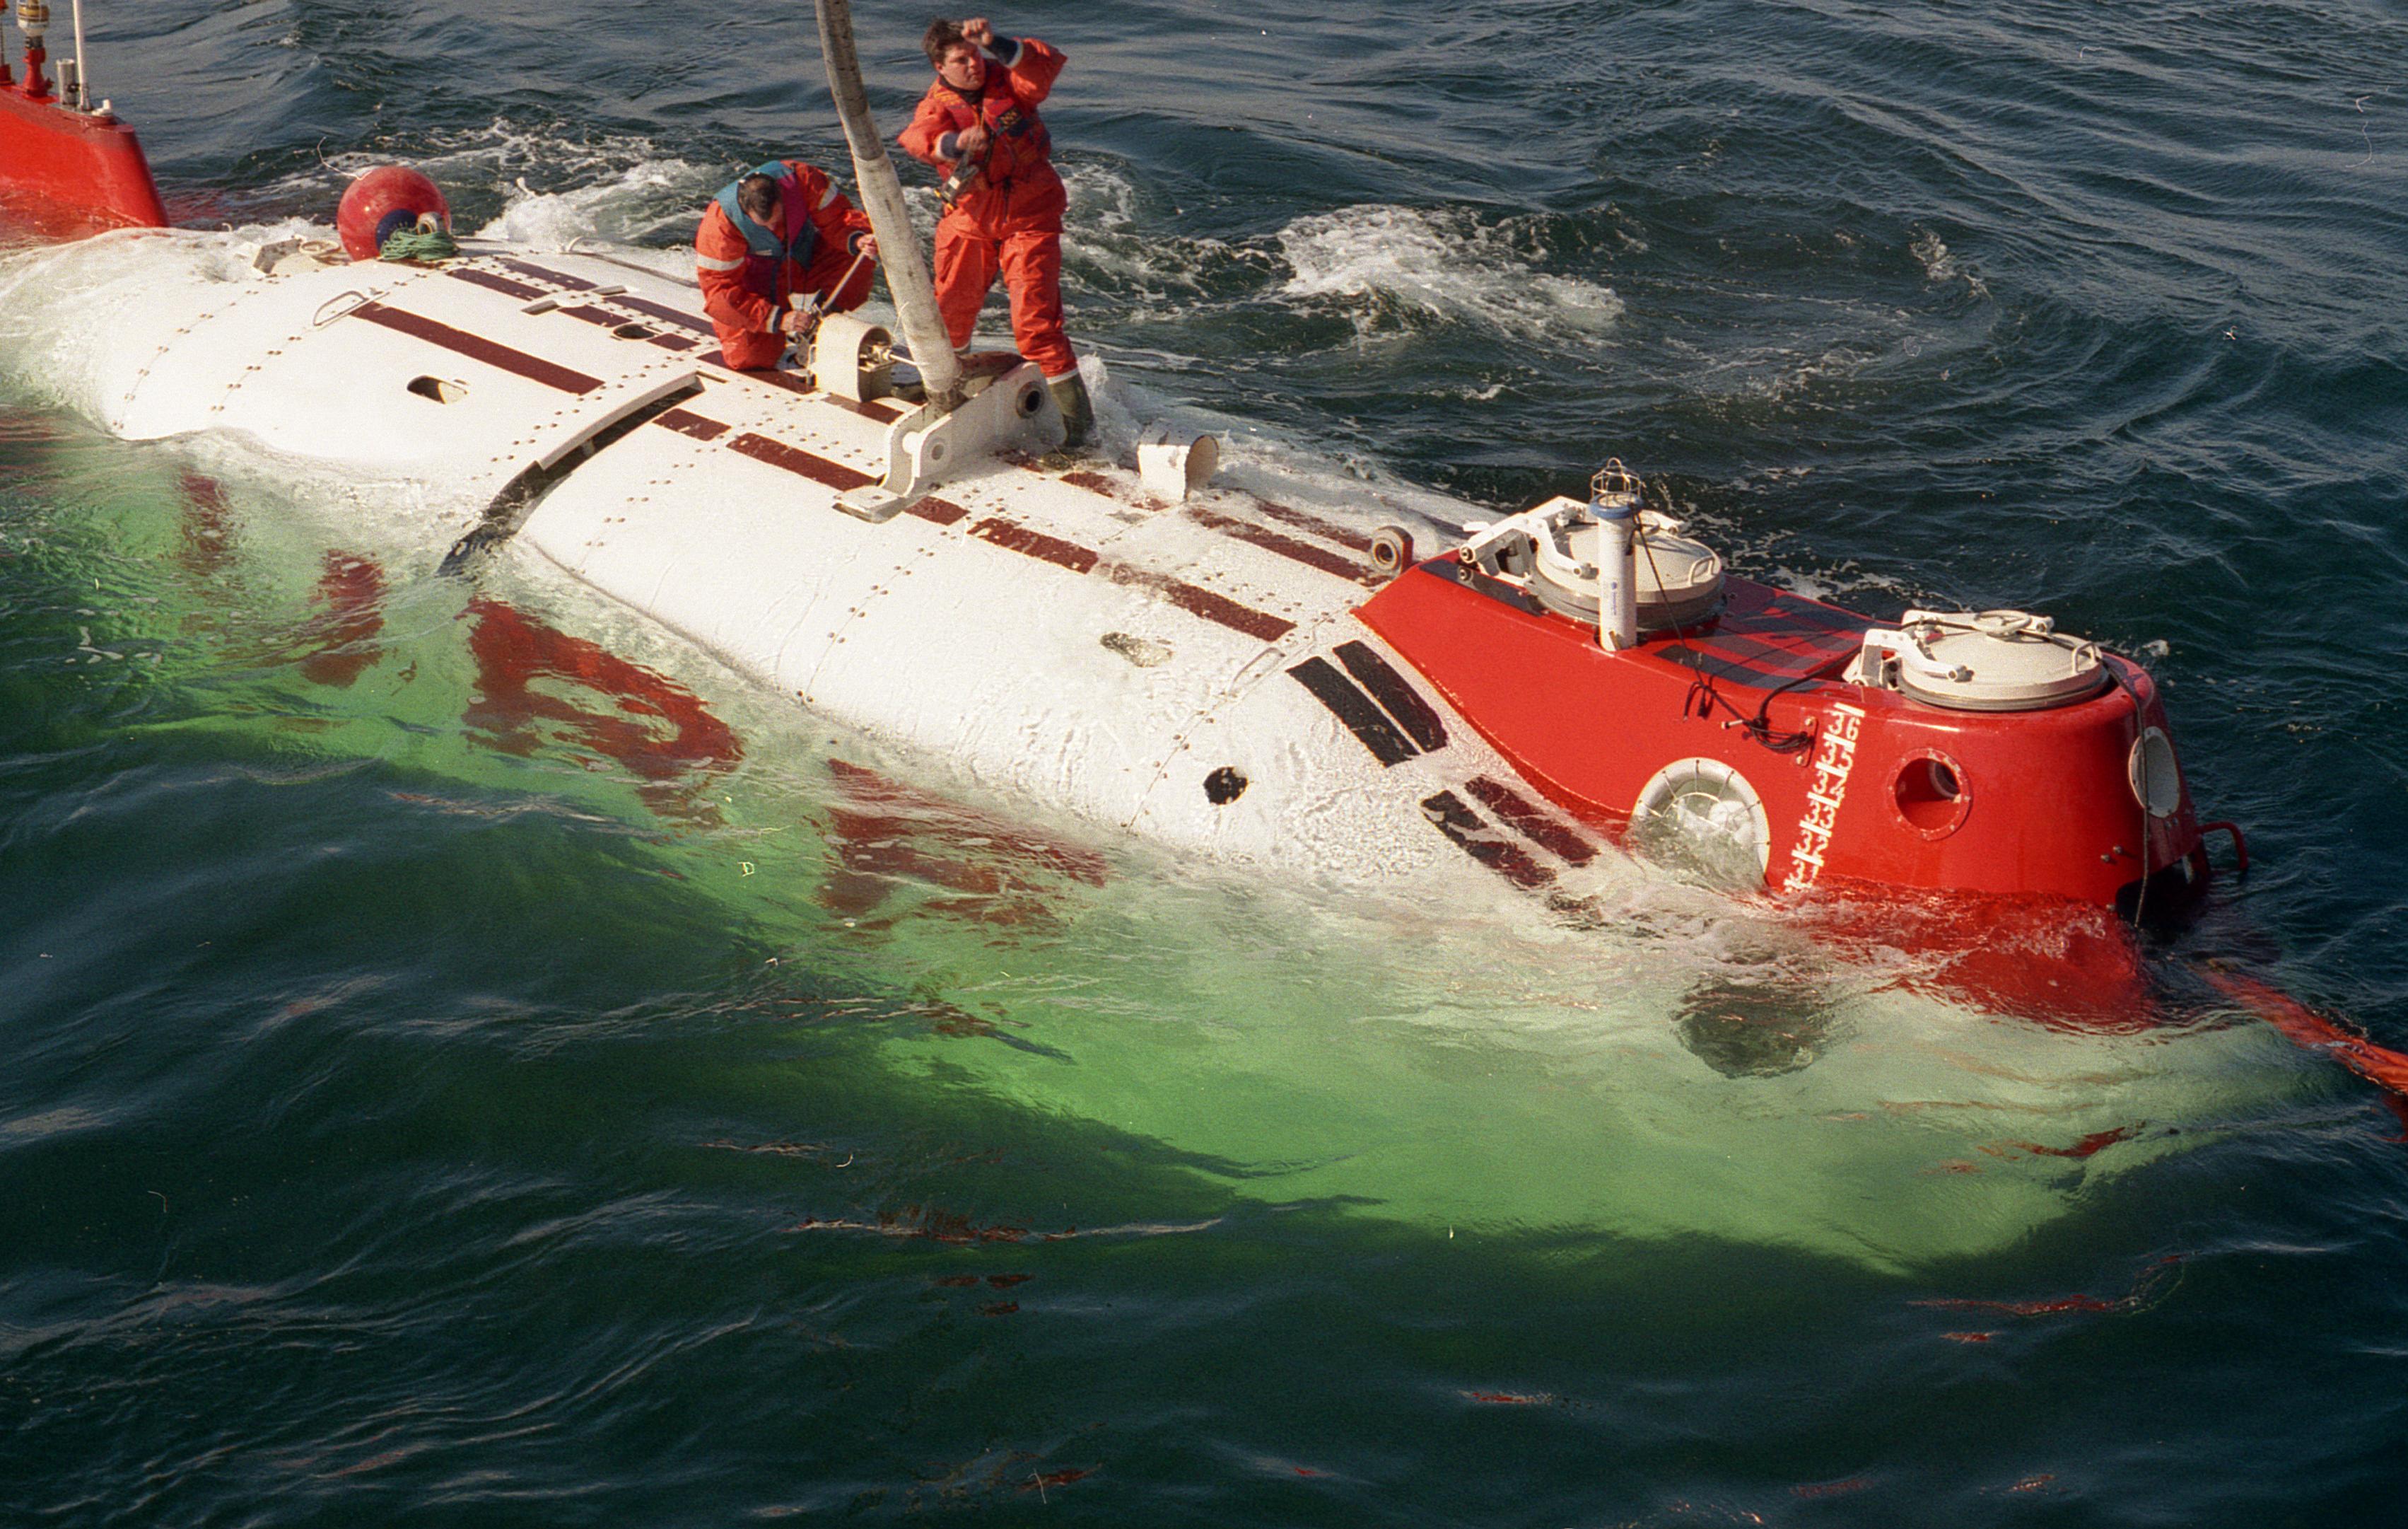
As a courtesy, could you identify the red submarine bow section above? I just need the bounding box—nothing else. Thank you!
[1356,489,2204,919]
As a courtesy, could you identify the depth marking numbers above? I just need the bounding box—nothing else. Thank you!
[1784,702,1865,893]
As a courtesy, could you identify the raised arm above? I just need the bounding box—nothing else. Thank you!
[998,34,1064,104]
[898,90,958,169]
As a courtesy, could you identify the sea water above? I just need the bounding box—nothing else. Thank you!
[4,2,2406,1523]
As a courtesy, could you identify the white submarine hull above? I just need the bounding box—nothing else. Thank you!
[98,240,1569,891]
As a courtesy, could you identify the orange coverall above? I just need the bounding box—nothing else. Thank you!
[694,160,874,371]
[896,36,1075,379]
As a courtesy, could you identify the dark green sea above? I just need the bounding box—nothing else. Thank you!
[6,1,2408,1523]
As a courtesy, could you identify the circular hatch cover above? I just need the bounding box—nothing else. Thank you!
[1529,515,1726,631]
[1889,610,2109,712]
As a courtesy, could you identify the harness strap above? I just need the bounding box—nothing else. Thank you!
[712,161,822,272]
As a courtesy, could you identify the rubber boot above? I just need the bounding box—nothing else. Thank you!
[1048,371,1094,453]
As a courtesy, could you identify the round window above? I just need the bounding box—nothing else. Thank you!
[1630,758,1771,890]
[2128,727,2181,818]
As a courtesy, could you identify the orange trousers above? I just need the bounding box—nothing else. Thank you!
[933,220,1075,379]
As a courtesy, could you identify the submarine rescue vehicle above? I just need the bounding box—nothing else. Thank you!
[12,0,2395,1089]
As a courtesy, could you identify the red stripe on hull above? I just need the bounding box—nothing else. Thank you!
[352,303,604,395]
[906,498,970,527]
[446,267,548,301]
[820,395,913,422]
[498,258,595,292]
[1103,564,1295,642]
[724,365,812,394]
[727,432,876,490]
[607,293,716,337]
[971,517,1101,574]
[1251,498,1376,554]
[1187,505,1378,586]
[653,409,730,442]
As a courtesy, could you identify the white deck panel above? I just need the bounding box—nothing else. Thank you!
[523,416,940,685]
[83,238,1533,884]
[118,260,700,516]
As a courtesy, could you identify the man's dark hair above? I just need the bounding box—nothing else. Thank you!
[923,18,968,66]
[736,173,781,223]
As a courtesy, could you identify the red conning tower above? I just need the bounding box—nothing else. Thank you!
[1355,482,2205,919]
[0,1,169,239]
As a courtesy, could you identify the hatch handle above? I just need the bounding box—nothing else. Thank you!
[313,289,370,328]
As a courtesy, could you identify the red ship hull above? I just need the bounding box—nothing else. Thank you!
[0,85,168,238]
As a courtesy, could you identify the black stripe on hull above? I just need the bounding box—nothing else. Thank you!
[1334,640,1448,754]
[1466,776,1598,866]
[1420,791,1557,890]
[1289,658,1417,767]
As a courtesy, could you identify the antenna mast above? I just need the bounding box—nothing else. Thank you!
[813,0,964,414]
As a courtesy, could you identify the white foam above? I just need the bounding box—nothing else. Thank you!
[1277,204,1623,342]
[1911,228,1989,298]
[1058,163,1265,296]
[291,119,689,199]
[1051,358,1495,543]
[474,158,712,250]
[228,120,719,254]
[0,225,295,424]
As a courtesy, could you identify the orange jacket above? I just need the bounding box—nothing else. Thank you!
[898,36,1067,236]
[694,159,872,345]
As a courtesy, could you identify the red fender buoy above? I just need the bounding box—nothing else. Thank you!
[335,165,450,262]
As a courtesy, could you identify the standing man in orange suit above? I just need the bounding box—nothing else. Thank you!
[898,16,1093,449]
[695,158,878,372]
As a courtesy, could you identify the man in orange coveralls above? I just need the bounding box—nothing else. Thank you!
[694,159,878,372]
[898,16,1092,449]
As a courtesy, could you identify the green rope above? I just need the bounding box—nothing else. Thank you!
[379,223,459,263]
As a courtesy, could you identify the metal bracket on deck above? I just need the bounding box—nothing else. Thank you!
[835,359,1062,523]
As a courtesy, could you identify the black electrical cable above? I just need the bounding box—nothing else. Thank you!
[1638,476,1820,755]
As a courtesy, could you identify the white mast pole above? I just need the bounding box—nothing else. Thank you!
[1590,461,1642,652]
[70,0,86,107]
[812,0,965,415]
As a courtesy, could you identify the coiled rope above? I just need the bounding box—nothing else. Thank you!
[380,216,458,263]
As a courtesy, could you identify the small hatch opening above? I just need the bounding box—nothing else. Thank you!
[408,376,468,404]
